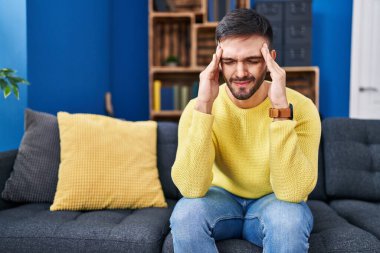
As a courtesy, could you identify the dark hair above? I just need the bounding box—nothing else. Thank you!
[216,9,273,46]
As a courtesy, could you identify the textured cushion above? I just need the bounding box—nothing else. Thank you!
[162,232,262,253]
[308,145,327,200]
[330,199,380,239]
[50,112,167,211]
[0,200,176,253]
[0,150,20,210]
[2,109,60,203]
[162,200,380,253]
[323,118,380,200]
[307,200,380,252]
[157,122,181,200]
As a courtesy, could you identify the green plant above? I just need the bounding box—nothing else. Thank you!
[0,68,29,100]
[165,55,179,66]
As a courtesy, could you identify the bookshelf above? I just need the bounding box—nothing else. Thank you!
[149,0,319,121]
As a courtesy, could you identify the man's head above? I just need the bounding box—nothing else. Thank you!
[216,9,275,101]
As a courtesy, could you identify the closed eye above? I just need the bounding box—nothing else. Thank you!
[221,60,235,65]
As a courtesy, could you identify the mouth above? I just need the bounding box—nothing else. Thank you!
[233,81,251,87]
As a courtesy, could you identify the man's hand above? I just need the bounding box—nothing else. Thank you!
[195,45,223,114]
[261,43,288,109]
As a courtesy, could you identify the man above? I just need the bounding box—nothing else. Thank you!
[170,8,321,253]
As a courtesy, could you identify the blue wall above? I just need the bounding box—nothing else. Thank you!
[312,0,353,118]
[0,0,27,152]
[27,0,111,115]
[111,0,149,120]
[0,0,353,151]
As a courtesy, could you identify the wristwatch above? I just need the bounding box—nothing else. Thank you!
[269,103,293,120]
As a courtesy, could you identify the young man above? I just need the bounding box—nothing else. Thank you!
[170,9,321,253]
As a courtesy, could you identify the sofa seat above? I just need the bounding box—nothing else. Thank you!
[308,200,380,252]
[0,200,176,253]
[162,200,380,253]
[330,200,380,240]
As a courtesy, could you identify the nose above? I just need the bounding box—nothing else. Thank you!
[235,61,247,78]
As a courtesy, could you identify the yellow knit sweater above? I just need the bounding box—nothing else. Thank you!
[171,83,321,203]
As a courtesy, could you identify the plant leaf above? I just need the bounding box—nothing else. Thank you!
[11,85,19,100]
[1,68,16,75]
[0,79,7,90]
[3,85,11,98]
[5,75,29,85]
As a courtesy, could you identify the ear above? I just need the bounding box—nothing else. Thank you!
[270,50,277,61]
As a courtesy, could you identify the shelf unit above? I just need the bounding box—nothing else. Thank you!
[148,0,318,121]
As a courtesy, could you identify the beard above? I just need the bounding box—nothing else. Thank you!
[224,70,266,100]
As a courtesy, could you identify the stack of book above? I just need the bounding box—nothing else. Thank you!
[153,80,199,111]
[153,21,190,66]
[207,0,241,21]
[197,28,215,66]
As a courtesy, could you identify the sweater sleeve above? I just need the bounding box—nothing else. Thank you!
[171,100,215,198]
[269,99,321,203]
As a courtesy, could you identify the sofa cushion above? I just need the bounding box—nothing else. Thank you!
[0,199,176,253]
[330,199,380,240]
[323,118,380,201]
[162,200,380,253]
[2,109,60,203]
[51,112,167,211]
[162,232,263,253]
[157,122,182,200]
[307,200,380,252]
[0,150,20,211]
[308,145,327,201]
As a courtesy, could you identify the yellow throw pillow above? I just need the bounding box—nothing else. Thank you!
[50,112,167,211]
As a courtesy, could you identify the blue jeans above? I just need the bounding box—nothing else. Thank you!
[169,186,313,253]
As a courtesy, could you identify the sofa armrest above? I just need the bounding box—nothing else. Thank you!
[0,149,19,210]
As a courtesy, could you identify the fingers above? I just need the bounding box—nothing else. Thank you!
[205,45,223,73]
[261,43,285,77]
[215,44,222,70]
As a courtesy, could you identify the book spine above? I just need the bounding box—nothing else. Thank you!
[153,80,161,111]
[173,84,181,110]
[180,85,190,110]
[208,0,214,21]
[193,81,199,99]
[218,0,226,21]
[161,86,174,110]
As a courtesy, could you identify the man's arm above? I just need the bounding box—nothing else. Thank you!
[260,43,321,202]
[269,99,321,203]
[171,45,223,198]
[171,100,215,198]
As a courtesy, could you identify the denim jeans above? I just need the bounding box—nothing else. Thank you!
[169,186,314,253]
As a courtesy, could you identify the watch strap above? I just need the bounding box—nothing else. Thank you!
[269,103,293,119]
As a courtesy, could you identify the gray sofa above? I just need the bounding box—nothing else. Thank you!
[0,117,379,252]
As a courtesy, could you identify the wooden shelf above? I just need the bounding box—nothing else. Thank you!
[148,0,319,121]
[151,110,183,120]
[151,66,204,73]
[151,12,197,18]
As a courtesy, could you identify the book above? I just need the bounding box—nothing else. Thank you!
[153,80,162,111]
[191,81,199,99]
[218,0,227,21]
[173,84,181,110]
[208,0,215,21]
[180,85,190,110]
[154,0,169,11]
[161,86,174,110]
[154,23,162,66]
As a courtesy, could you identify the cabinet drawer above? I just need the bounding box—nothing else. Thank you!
[284,22,311,44]
[255,2,283,22]
[285,1,312,21]
[284,44,311,66]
